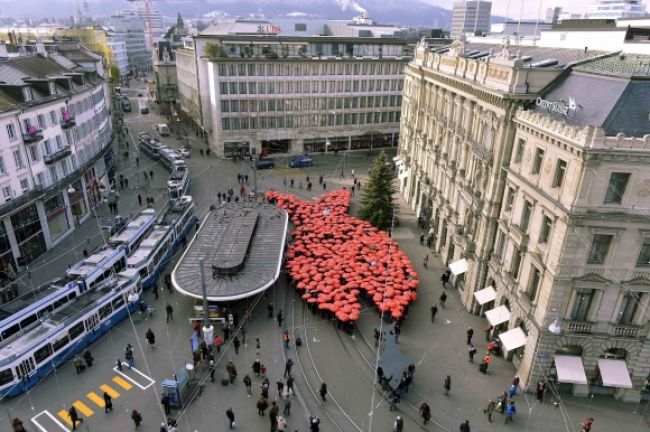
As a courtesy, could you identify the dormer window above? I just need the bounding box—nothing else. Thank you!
[48,82,56,95]
[22,87,32,102]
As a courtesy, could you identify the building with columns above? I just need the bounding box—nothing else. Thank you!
[0,47,113,276]
[400,37,650,401]
[181,16,417,158]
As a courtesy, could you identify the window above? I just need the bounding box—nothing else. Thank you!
[0,369,12,386]
[570,290,593,321]
[539,215,553,244]
[511,247,522,279]
[587,234,613,264]
[6,123,16,140]
[52,334,69,352]
[98,303,112,319]
[2,187,11,200]
[13,150,24,170]
[295,23,307,31]
[19,178,28,192]
[495,230,506,260]
[604,172,630,204]
[531,148,544,174]
[526,266,542,301]
[29,145,39,162]
[49,110,58,125]
[0,157,5,175]
[34,344,53,364]
[37,114,46,129]
[69,321,84,340]
[505,187,515,212]
[618,292,641,325]
[553,159,567,188]
[636,239,650,267]
[520,200,533,232]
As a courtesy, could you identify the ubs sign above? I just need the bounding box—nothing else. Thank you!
[536,97,576,117]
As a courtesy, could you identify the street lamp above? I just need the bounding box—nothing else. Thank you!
[67,185,76,194]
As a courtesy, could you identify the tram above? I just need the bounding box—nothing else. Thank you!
[126,196,196,289]
[167,169,190,204]
[138,132,163,160]
[0,271,141,397]
[109,209,157,254]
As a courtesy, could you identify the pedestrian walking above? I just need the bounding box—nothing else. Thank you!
[283,395,292,415]
[420,233,425,245]
[282,330,291,349]
[505,400,516,424]
[149,170,154,179]
[138,194,142,206]
[74,355,85,374]
[269,401,279,430]
[389,391,399,411]
[214,335,224,353]
[226,407,235,429]
[310,416,321,432]
[468,344,477,362]
[146,328,155,349]
[12,418,26,432]
[485,324,493,341]
[104,392,113,413]
[161,394,171,414]
[243,374,252,396]
[443,375,451,395]
[323,181,327,191]
[480,352,492,374]
[125,344,134,368]
[439,292,447,308]
[393,415,404,432]
[536,380,546,402]
[136,156,139,166]
[226,360,238,383]
[257,396,268,415]
[256,337,261,355]
[277,415,287,432]
[580,417,594,432]
[319,382,327,401]
[483,399,496,422]
[233,336,241,354]
[267,303,274,318]
[351,169,355,178]
[68,406,83,431]
[277,378,284,396]
[286,375,295,395]
[508,383,517,398]
[419,402,431,424]
[423,254,429,267]
[143,171,148,181]
[131,409,142,428]
[165,303,173,322]
[466,327,474,345]
[460,419,471,432]
[277,310,283,327]
[165,274,172,293]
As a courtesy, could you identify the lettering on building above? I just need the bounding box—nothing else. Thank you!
[536,97,576,117]
[257,25,282,34]
[487,67,509,82]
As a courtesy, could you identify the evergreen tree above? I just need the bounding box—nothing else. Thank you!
[358,151,397,231]
[109,65,121,85]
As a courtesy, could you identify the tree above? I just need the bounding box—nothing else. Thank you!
[176,13,185,29]
[204,43,225,58]
[109,64,121,85]
[358,151,397,231]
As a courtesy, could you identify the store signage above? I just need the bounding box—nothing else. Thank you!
[257,25,282,34]
[536,97,576,117]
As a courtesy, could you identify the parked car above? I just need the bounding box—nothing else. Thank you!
[179,147,191,158]
[255,158,275,169]
[157,123,170,136]
[289,155,313,168]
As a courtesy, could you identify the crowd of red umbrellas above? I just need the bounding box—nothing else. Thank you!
[266,189,419,322]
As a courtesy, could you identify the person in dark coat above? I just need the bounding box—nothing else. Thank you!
[226,407,235,429]
[269,401,279,430]
[460,419,471,432]
[419,402,431,424]
[68,406,82,431]
[319,382,327,401]
[161,394,171,415]
[257,396,268,415]
[430,304,438,322]
[466,327,474,345]
[104,392,113,413]
[310,416,321,432]
[131,409,142,428]
[83,349,94,367]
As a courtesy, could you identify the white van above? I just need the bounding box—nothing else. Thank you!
[157,123,170,136]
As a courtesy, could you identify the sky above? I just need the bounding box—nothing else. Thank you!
[428,0,593,19]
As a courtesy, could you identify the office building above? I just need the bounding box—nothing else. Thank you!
[585,0,647,19]
[0,45,112,272]
[451,1,492,37]
[117,8,166,48]
[106,16,152,75]
[152,40,177,112]
[545,7,562,24]
[181,17,416,157]
[399,37,650,402]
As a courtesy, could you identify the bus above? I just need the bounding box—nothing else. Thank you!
[139,100,149,114]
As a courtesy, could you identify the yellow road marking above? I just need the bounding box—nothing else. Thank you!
[87,391,105,408]
[56,410,73,426]
[73,400,94,417]
[112,375,133,390]
[100,384,120,398]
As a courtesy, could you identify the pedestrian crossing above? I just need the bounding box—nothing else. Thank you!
[52,376,133,427]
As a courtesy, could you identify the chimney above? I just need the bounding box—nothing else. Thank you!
[35,42,47,57]
[0,44,7,59]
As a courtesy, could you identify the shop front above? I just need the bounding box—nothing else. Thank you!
[44,193,71,242]
[68,180,88,226]
[11,204,46,267]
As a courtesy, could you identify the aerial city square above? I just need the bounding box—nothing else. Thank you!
[0,0,648,431]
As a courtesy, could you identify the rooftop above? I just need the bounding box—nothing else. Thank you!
[172,202,288,302]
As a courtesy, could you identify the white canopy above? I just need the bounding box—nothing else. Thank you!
[485,305,511,326]
[498,327,527,352]
[474,286,497,305]
[392,156,401,162]
[554,355,588,385]
[398,169,410,180]
[597,358,633,388]
[449,258,468,276]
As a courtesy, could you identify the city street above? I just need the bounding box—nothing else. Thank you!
[0,87,648,432]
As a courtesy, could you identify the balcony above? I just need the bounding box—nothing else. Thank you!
[60,115,76,129]
[609,323,643,338]
[564,320,594,334]
[510,224,530,250]
[22,127,44,144]
[44,145,72,165]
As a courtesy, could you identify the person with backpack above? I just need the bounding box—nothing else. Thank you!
[419,402,431,424]
[131,409,143,428]
[439,291,448,308]
[505,400,516,424]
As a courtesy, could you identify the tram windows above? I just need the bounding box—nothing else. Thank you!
[37,304,54,319]
[20,314,37,329]
[68,292,77,300]
[98,303,112,320]
[15,358,34,380]
[34,344,53,364]
[53,296,69,309]
[84,315,99,332]
[112,295,125,309]
[52,334,69,352]
[2,324,19,340]
[69,322,84,340]
[0,369,13,386]
[138,267,149,279]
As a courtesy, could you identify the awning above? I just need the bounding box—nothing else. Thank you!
[449,258,468,276]
[597,358,633,388]
[554,355,588,385]
[473,286,496,305]
[392,156,401,162]
[498,327,527,352]
[398,169,410,180]
[485,305,511,326]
